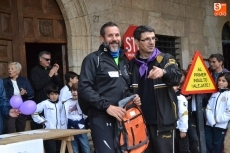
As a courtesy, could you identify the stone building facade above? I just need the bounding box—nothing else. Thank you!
[55,0,230,73]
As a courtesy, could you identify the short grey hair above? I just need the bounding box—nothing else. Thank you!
[38,51,51,59]
[9,62,22,72]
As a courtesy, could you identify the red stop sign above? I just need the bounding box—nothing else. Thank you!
[123,25,138,60]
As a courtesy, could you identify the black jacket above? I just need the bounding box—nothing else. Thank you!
[3,76,34,102]
[30,65,62,103]
[78,44,132,117]
[0,78,11,134]
[129,52,182,132]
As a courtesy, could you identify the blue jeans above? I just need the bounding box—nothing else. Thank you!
[68,119,91,153]
[205,125,226,153]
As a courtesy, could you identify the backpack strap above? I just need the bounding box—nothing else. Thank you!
[94,50,105,72]
[78,51,105,116]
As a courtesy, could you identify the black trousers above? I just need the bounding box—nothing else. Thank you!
[44,140,61,153]
[187,116,200,153]
[145,124,174,153]
[175,129,191,153]
[6,114,27,133]
[90,116,118,153]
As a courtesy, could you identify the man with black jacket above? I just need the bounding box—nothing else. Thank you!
[129,25,182,153]
[31,51,62,104]
[78,22,141,153]
[30,51,62,129]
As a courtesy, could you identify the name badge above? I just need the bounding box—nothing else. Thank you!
[108,71,119,77]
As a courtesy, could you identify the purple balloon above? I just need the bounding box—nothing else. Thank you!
[10,95,23,109]
[19,100,37,115]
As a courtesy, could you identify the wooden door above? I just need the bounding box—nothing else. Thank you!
[0,40,13,78]
[0,0,20,78]
[0,0,67,78]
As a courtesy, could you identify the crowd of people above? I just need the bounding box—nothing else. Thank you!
[0,52,91,153]
[0,21,230,153]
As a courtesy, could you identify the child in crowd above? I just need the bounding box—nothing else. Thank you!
[205,72,230,153]
[182,65,200,153]
[174,69,190,153]
[62,83,90,153]
[59,71,79,103]
[32,84,65,153]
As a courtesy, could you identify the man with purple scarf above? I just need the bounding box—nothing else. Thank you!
[128,25,182,153]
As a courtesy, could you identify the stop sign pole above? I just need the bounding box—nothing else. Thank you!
[123,25,138,60]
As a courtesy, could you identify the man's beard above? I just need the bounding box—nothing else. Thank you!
[104,41,121,52]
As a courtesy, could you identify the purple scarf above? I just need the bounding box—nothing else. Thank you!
[134,48,161,78]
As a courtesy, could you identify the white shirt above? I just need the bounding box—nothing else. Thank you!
[176,94,189,132]
[11,80,20,96]
[31,99,66,129]
[62,99,87,129]
[66,99,82,121]
[206,91,230,129]
[59,85,72,103]
[191,95,196,111]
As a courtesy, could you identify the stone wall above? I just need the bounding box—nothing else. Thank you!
[57,0,229,72]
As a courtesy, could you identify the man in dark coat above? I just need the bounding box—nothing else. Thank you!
[78,22,141,153]
[129,25,182,153]
[30,51,62,104]
[30,51,62,129]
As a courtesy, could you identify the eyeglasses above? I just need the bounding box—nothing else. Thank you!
[140,37,158,43]
[42,57,51,61]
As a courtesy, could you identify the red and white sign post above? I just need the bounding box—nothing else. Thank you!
[123,25,138,60]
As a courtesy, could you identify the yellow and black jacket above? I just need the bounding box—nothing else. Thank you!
[129,51,182,132]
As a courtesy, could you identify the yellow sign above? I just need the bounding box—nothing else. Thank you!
[181,51,217,94]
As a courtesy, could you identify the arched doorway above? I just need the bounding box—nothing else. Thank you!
[222,21,230,70]
[0,0,67,82]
